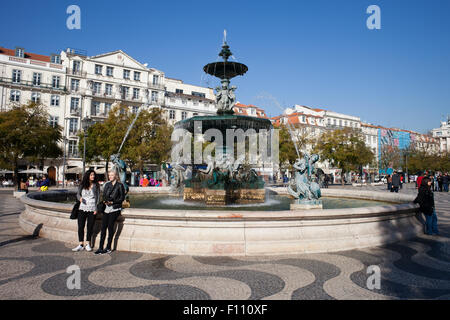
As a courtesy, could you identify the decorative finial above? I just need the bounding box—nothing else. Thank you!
[223,29,227,44]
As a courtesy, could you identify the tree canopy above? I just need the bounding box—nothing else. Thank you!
[0,103,62,177]
[79,104,173,174]
[313,127,375,183]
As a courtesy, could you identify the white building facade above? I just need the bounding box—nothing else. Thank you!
[163,77,216,125]
[431,117,450,153]
[0,46,217,184]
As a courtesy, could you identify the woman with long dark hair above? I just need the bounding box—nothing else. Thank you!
[72,169,100,252]
[414,177,439,235]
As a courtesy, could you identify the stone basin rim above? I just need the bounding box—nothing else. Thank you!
[20,189,419,221]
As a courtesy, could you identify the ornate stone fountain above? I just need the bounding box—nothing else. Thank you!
[172,34,272,205]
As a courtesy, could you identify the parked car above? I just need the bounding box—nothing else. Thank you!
[2,180,14,187]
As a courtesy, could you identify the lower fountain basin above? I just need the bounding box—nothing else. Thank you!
[19,188,423,256]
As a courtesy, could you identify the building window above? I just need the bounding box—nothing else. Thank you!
[50,95,60,106]
[339,119,342,126]
[68,140,78,156]
[70,97,80,113]
[132,106,139,114]
[12,69,21,83]
[106,66,114,77]
[151,91,158,102]
[91,101,101,116]
[152,75,159,85]
[105,84,113,96]
[49,116,59,128]
[105,103,112,114]
[72,61,81,74]
[182,99,187,105]
[133,88,140,99]
[71,79,80,92]
[169,110,176,119]
[52,76,60,89]
[10,90,20,102]
[69,119,78,134]
[344,121,347,126]
[121,86,130,99]
[193,100,199,106]
[51,54,60,64]
[134,72,141,81]
[93,82,101,95]
[123,69,130,79]
[175,89,183,94]
[95,64,103,75]
[192,91,206,98]
[181,111,187,120]
[31,92,40,103]
[32,73,41,86]
[15,47,24,58]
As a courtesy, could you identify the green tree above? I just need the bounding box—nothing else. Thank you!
[0,103,62,184]
[313,127,375,185]
[379,144,403,172]
[79,104,131,174]
[78,105,173,175]
[121,108,173,175]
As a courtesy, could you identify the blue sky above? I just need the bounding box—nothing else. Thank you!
[1,0,449,133]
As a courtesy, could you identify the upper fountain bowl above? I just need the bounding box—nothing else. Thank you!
[203,61,248,79]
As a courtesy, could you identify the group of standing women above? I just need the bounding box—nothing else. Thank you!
[72,169,126,255]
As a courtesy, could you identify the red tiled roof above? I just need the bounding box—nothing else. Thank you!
[233,102,268,119]
[0,47,51,62]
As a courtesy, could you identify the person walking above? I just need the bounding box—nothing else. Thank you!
[437,174,443,192]
[19,178,29,193]
[387,174,392,191]
[391,171,400,193]
[416,173,424,190]
[95,170,126,255]
[72,170,100,252]
[414,177,439,235]
[443,173,449,192]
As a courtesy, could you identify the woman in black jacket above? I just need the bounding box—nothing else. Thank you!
[95,170,126,255]
[414,177,439,235]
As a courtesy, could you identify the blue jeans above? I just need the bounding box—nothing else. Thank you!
[444,183,449,192]
[425,209,438,235]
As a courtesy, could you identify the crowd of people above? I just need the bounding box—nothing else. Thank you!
[412,172,449,192]
[138,175,163,187]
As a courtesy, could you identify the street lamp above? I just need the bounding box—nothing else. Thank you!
[62,117,71,188]
[81,117,93,174]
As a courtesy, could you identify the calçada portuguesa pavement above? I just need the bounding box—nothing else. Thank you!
[0,184,449,300]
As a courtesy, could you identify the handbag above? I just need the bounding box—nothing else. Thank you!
[70,201,80,220]
[97,202,106,214]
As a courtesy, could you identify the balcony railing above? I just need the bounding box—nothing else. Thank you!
[68,69,87,77]
[148,82,165,90]
[70,109,81,116]
[0,77,66,92]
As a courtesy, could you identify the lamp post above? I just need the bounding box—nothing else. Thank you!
[81,117,93,174]
[62,117,70,188]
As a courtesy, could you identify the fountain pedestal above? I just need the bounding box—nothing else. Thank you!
[290,199,323,210]
[183,188,266,205]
